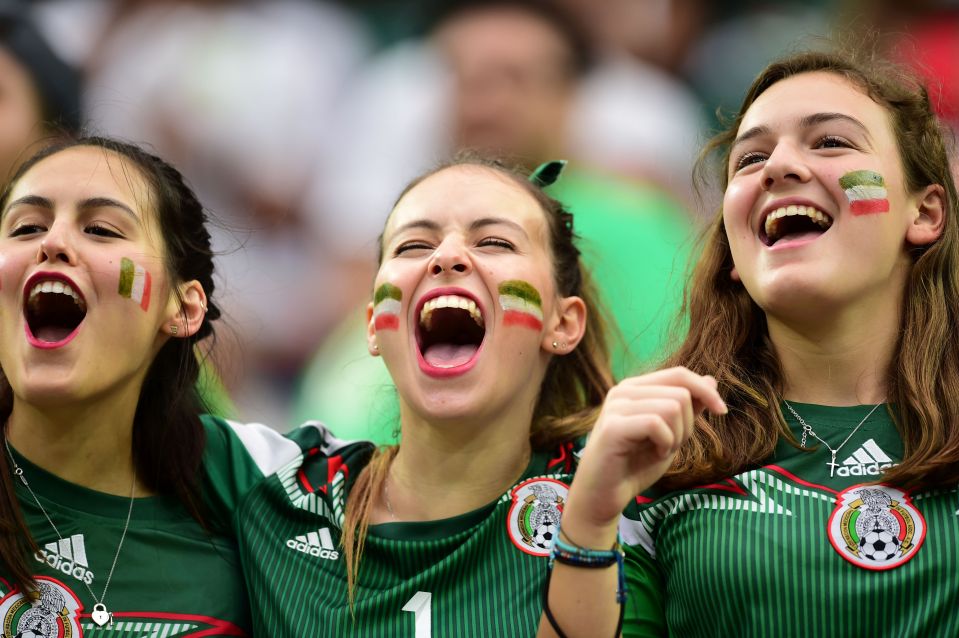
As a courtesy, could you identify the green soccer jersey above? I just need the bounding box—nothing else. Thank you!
[621,403,959,637]
[201,415,582,637]
[0,427,251,637]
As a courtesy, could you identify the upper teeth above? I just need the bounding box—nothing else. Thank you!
[29,280,82,305]
[419,295,483,330]
[764,205,832,239]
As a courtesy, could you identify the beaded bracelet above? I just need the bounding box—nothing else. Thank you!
[548,524,627,604]
[542,524,627,638]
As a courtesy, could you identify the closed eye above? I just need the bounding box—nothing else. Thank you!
[9,223,45,238]
[477,237,514,250]
[394,241,433,256]
[85,223,123,238]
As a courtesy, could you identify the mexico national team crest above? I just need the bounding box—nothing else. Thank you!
[507,477,569,556]
[0,576,83,638]
[827,485,925,570]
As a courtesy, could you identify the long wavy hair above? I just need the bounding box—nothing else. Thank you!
[660,48,959,491]
[0,137,221,594]
[342,155,614,602]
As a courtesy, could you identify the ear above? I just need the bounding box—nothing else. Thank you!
[542,295,586,355]
[366,301,380,356]
[162,280,207,338]
[730,265,741,282]
[905,183,946,247]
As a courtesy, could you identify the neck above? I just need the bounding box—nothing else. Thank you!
[381,409,533,522]
[5,389,147,496]
[768,298,899,405]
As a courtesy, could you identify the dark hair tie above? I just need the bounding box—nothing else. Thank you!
[529,160,567,188]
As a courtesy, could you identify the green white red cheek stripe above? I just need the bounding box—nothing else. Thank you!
[839,170,889,215]
[373,283,402,331]
[498,280,543,330]
[118,257,151,311]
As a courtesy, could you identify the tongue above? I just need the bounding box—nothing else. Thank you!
[35,325,74,343]
[773,229,823,245]
[423,343,478,368]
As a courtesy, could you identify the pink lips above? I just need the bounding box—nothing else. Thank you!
[22,272,85,350]
[414,286,485,378]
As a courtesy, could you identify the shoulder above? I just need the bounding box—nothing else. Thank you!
[202,415,364,476]
[200,416,374,518]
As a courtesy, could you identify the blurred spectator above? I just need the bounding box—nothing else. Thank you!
[33,0,374,425]
[556,0,710,200]
[295,0,696,442]
[837,0,959,131]
[0,2,80,183]
[684,1,835,128]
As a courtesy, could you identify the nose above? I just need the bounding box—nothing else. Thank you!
[761,141,811,191]
[428,236,472,277]
[36,223,77,265]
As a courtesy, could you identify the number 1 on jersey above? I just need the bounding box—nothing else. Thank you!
[402,591,432,638]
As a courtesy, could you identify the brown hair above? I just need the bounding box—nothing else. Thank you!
[342,155,613,602]
[661,47,959,491]
[0,137,221,593]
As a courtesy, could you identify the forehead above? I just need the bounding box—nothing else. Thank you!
[10,146,151,206]
[385,165,547,238]
[739,71,893,137]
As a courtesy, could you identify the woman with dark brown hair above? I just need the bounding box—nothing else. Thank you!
[0,137,249,635]
[547,47,959,637]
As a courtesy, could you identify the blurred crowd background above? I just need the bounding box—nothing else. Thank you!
[3,0,958,438]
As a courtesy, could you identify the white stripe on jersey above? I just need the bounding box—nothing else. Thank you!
[224,420,306,476]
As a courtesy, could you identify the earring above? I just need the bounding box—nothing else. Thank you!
[372,343,379,351]
[552,341,559,349]
[200,301,208,312]
[170,325,178,335]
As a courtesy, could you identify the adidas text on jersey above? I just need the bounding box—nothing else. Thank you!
[286,528,340,561]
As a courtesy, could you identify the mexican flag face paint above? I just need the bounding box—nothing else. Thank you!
[498,280,543,330]
[118,257,151,311]
[840,170,889,215]
[373,283,402,331]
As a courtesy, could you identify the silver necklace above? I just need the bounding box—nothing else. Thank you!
[5,438,135,628]
[783,401,883,477]
[383,477,398,521]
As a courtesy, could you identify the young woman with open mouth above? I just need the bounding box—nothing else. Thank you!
[0,138,249,635]
[200,156,721,637]
[549,47,959,637]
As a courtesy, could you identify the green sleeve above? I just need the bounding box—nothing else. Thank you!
[201,415,285,519]
[622,542,667,637]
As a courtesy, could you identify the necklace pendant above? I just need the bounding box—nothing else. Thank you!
[827,451,838,478]
[91,603,113,627]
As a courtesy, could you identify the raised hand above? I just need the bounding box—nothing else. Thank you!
[564,367,727,543]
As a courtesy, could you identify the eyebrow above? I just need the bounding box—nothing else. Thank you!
[2,195,141,224]
[731,112,871,149]
[389,216,529,237]
[469,216,528,236]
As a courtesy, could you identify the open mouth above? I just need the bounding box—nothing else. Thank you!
[24,279,87,345]
[417,294,485,371]
[762,205,833,246]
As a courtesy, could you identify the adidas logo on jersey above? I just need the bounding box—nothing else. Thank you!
[33,533,95,585]
[836,438,898,477]
[286,528,340,561]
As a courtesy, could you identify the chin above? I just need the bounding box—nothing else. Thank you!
[15,385,87,409]
[407,390,490,425]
